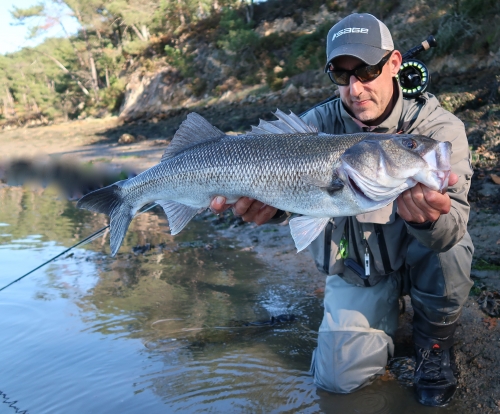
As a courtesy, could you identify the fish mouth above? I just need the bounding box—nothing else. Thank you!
[433,169,450,192]
[349,177,367,199]
[343,164,409,204]
[342,169,396,210]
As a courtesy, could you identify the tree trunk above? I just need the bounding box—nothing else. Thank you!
[74,9,100,100]
[177,0,186,26]
[105,67,110,88]
[31,98,40,113]
[245,0,254,23]
[131,24,146,41]
[4,87,16,118]
[140,24,149,41]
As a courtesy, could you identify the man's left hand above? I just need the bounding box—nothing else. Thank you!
[396,172,458,224]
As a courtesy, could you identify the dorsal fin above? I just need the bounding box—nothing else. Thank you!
[162,113,225,161]
[250,109,318,135]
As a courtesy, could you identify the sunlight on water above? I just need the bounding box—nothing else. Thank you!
[0,187,452,413]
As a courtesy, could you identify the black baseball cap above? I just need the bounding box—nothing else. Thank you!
[325,13,394,70]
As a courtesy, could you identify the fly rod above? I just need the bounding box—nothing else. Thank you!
[0,203,158,292]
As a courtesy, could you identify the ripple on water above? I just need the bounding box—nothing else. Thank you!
[0,301,48,347]
[345,389,391,413]
[140,348,318,413]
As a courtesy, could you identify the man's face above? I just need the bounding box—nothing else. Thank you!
[332,51,402,125]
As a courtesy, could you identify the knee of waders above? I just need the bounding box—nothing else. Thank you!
[311,330,394,393]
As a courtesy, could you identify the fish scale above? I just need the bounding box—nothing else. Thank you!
[139,134,355,210]
[77,109,451,256]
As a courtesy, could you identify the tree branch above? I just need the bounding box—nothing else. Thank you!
[33,50,90,96]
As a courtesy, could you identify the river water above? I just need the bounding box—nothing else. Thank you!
[0,186,454,413]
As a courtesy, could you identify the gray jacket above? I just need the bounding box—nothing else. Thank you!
[301,85,473,286]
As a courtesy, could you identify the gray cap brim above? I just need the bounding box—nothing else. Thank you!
[324,43,387,71]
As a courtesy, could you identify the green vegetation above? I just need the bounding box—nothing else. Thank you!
[431,0,500,56]
[473,259,500,271]
[1,0,500,126]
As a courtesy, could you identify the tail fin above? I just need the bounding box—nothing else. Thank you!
[76,181,133,256]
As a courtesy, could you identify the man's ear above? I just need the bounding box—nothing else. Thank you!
[390,50,403,76]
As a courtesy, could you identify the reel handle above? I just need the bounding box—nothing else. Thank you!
[402,35,437,61]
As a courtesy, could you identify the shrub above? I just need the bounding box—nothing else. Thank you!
[98,78,126,112]
[164,45,192,77]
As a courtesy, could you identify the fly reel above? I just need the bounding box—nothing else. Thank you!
[398,35,437,98]
[398,59,430,98]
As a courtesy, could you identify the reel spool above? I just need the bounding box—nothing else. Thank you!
[398,35,437,98]
[398,59,430,98]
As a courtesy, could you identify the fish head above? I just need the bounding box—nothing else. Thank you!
[339,134,451,206]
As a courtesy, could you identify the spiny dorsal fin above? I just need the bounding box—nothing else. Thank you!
[250,109,318,135]
[162,113,225,161]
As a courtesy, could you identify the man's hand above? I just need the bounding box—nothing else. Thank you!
[210,196,278,225]
[396,172,458,224]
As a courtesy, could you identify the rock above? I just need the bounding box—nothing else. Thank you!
[478,182,500,197]
[118,133,136,145]
[137,134,147,141]
[220,90,236,102]
[273,65,284,74]
[282,84,299,102]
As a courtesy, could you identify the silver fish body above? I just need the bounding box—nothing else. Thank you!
[77,110,451,255]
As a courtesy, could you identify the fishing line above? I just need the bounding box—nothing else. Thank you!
[0,388,28,414]
[0,203,158,293]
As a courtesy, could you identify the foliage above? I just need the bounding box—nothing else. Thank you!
[2,0,500,125]
[473,259,500,271]
[430,0,500,57]
[98,77,126,112]
[216,9,259,54]
[164,45,192,77]
[350,0,400,20]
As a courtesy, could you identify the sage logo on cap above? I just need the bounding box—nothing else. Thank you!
[332,27,369,41]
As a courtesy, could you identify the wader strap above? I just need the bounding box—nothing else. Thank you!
[348,219,363,266]
[323,221,333,274]
[374,224,392,274]
[346,219,371,287]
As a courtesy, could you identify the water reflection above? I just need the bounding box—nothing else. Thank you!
[0,187,455,413]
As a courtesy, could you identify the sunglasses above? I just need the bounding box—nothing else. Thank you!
[325,51,393,86]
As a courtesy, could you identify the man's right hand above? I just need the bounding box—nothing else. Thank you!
[210,196,278,225]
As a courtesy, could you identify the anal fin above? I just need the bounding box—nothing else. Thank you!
[289,216,330,252]
[156,200,203,235]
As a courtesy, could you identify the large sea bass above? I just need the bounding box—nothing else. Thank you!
[77,110,451,256]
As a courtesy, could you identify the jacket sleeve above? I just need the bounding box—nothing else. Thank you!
[404,105,473,252]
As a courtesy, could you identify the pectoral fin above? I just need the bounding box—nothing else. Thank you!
[289,216,331,252]
[301,175,344,195]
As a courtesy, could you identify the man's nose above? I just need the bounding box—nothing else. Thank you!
[349,75,364,97]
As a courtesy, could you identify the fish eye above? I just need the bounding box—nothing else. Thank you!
[402,138,417,150]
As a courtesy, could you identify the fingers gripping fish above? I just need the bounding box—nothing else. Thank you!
[77,110,451,256]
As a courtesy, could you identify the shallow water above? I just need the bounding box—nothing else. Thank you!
[0,187,455,413]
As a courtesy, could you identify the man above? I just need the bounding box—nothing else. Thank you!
[211,13,473,407]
